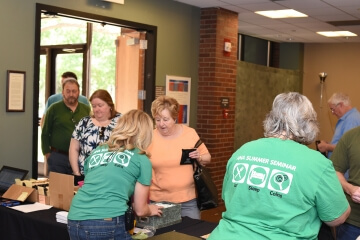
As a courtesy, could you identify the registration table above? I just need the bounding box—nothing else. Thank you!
[0,204,217,240]
[0,205,69,240]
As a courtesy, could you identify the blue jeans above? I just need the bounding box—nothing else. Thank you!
[181,198,200,219]
[67,215,132,240]
[336,222,360,240]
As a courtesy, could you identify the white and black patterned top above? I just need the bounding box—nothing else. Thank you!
[71,113,121,174]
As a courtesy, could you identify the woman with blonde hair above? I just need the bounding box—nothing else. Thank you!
[68,109,163,240]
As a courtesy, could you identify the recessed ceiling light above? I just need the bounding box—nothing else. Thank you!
[317,31,357,37]
[102,0,124,4]
[255,9,307,19]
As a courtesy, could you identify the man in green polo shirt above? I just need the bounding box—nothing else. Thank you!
[41,78,90,175]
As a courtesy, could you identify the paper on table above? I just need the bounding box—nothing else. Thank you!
[10,202,52,213]
[154,203,175,208]
[201,233,211,239]
[56,211,68,224]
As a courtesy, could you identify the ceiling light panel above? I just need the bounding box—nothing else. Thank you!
[255,9,308,18]
[317,31,357,37]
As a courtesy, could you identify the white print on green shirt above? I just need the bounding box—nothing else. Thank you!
[232,156,295,195]
[88,149,134,168]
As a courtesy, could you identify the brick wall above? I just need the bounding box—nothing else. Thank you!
[197,8,238,205]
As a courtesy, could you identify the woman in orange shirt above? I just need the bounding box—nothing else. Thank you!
[147,95,211,219]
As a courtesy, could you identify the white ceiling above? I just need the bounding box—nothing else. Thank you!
[174,0,360,43]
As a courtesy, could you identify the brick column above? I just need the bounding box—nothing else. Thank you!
[197,8,238,205]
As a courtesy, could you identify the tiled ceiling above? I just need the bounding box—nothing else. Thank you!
[174,0,360,43]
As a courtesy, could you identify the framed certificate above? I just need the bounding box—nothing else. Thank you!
[6,70,26,112]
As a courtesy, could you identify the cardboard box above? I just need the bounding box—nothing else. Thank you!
[49,172,76,211]
[3,172,77,210]
[2,184,38,202]
[136,202,181,229]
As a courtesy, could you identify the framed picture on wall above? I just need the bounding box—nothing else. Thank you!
[6,70,26,112]
[166,75,191,125]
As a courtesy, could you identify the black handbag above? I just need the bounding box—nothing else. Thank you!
[193,139,218,210]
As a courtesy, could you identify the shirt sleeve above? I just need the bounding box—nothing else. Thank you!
[330,136,349,173]
[198,142,209,155]
[137,155,152,186]
[188,127,209,155]
[315,162,349,222]
[41,106,53,154]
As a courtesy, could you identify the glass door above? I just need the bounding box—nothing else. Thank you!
[38,49,84,177]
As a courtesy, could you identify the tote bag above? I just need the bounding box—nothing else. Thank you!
[193,139,218,210]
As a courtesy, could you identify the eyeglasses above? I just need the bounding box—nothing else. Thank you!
[330,103,340,113]
[99,127,106,140]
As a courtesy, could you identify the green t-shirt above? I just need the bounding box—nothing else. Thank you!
[68,144,152,220]
[331,126,360,227]
[41,101,90,154]
[209,138,349,240]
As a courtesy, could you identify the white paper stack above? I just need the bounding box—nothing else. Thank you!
[56,211,68,224]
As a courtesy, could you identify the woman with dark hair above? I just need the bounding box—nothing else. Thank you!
[69,89,121,180]
[208,92,350,240]
[68,109,163,240]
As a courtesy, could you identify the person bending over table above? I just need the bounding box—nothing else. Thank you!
[147,95,211,220]
[208,92,350,240]
[68,109,163,240]
[69,89,121,183]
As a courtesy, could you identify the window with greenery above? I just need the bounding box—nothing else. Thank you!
[40,15,119,106]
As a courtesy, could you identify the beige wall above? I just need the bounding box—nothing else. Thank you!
[303,43,360,148]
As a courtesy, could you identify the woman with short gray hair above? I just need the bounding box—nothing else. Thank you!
[208,92,350,240]
[263,92,319,145]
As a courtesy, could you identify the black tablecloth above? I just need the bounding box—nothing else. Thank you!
[155,217,217,238]
[0,204,69,240]
[0,203,217,240]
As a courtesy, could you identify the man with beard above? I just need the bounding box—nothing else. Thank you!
[40,71,90,127]
[42,78,90,174]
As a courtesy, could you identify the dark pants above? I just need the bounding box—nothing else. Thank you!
[48,152,72,175]
[318,222,335,240]
[336,222,360,240]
